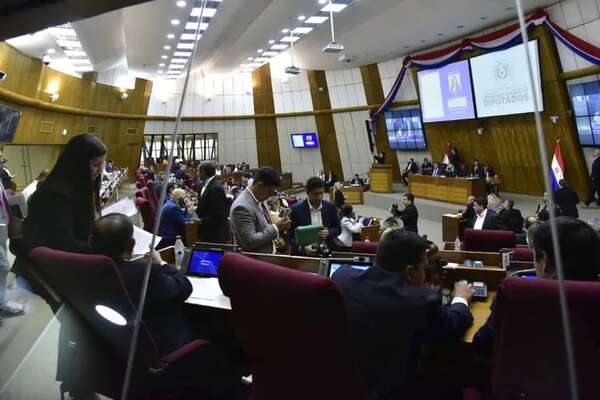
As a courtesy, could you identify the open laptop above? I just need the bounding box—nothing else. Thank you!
[183,246,226,278]
[319,258,373,278]
[183,246,231,309]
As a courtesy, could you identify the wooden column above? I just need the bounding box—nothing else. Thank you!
[307,70,344,181]
[252,64,281,171]
[360,64,402,182]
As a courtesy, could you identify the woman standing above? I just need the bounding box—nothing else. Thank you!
[336,204,362,250]
[333,182,345,209]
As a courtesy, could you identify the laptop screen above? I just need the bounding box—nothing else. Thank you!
[187,249,224,277]
[328,261,371,278]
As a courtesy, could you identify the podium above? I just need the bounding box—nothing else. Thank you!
[369,164,393,193]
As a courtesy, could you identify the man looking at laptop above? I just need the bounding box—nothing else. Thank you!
[331,228,474,399]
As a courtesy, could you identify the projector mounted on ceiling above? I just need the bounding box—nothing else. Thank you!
[322,42,344,53]
[285,65,301,75]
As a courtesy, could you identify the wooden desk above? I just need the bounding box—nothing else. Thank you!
[442,213,462,242]
[408,175,486,205]
[369,164,393,193]
[332,186,364,204]
[358,225,380,242]
[464,291,495,343]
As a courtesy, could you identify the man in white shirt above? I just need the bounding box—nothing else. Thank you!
[471,197,498,230]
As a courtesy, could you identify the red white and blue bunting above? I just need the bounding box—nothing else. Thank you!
[371,9,600,128]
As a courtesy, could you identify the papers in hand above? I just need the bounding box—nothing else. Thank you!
[133,226,162,255]
[101,197,137,217]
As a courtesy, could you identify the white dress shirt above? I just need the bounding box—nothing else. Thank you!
[473,209,488,230]
[200,175,215,197]
[310,201,323,226]
[22,179,38,201]
[337,217,362,247]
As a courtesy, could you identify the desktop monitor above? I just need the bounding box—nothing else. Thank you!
[0,103,22,142]
[319,258,372,278]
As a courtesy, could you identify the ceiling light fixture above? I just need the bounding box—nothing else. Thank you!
[177,42,194,49]
[171,19,180,25]
[46,48,56,54]
[281,36,300,43]
[161,55,168,59]
[56,39,82,48]
[262,51,278,57]
[64,49,87,57]
[176,0,186,7]
[285,28,300,75]
[268,39,275,44]
[167,33,175,39]
[271,44,288,50]
[191,7,217,17]
[171,58,188,63]
[180,33,202,40]
[159,63,165,67]
[247,57,253,61]
[318,0,328,4]
[321,2,347,12]
[257,49,263,53]
[164,45,171,50]
[185,22,209,31]
[282,28,289,33]
[158,70,164,73]
[298,15,306,21]
[305,16,328,24]
[173,51,192,57]
[293,27,313,35]
[322,1,344,53]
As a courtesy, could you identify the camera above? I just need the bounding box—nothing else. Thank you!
[0,71,5,81]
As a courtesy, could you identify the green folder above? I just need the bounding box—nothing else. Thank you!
[295,224,324,246]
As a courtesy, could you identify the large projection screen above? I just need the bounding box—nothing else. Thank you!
[470,40,543,118]
[417,59,476,123]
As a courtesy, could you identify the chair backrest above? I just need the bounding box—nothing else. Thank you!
[463,228,515,252]
[351,240,378,254]
[218,252,367,400]
[29,247,159,366]
[492,277,600,399]
[511,247,534,262]
[135,197,155,232]
[145,180,159,211]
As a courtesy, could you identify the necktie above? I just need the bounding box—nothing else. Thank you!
[260,202,272,224]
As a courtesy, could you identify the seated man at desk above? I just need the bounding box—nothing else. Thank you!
[401,158,418,185]
[332,229,474,399]
[289,177,341,254]
[432,162,444,176]
[351,174,364,186]
[158,188,194,247]
[421,158,433,176]
[473,217,600,356]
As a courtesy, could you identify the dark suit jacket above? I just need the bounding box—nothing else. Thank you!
[332,265,473,399]
[421,163,433,176]
[469,209,499,230]
[196,177,229,243]
[405,162,418,174]
[472,165,484,179]
[289,199,341,247]
[432,167,444,176]
[554,187,579,218]
[462,204,476,227]
[334,189,345,209]
[118,259,194,354]
[591,157,600,182]
[399,204,418,233]
[473,295,497,357]
[0,168,12,189]
[498,208,524,233]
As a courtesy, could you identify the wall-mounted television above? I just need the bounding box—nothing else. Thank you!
[384,108,427,150]
[0,104,22,142]
[569,80,600,146]
[417,59,476,123]
[291,133,319,149]
[470,40,543,118]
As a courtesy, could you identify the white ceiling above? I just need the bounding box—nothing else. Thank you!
[5,0,557,81]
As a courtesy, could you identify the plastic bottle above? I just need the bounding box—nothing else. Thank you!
[174,236,185,270]
[454,236,461,251]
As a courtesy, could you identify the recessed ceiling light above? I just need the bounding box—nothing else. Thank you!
[185,22,209,31]
[159,63,165,67]
[268,39,275,44]
[247,57,253,61]
[169,64,185,69]
[262,51,278,56]
[305,16,328,24]
[56,39,82,48]
[318,0,328,4]
[171,19,180,25]
[174,51,192,57]
[298,15,306,21]
[171,58,188,63]
[293,27,313,35]
[167,33,175,39]
[257,49,263,53]
[176,0,186,7]
[281,36,300,43]
[167,70,180,74]
[177,42,194,49]
[161,55,168,59]
[46,48,56,54]
[321,3,348,12]
[282,28,290,33]
[254,57,268,63]
[64,49,87,57]
[191,7,217,17]
[180,33,202,40]
[271,44,288,50]
[164,45,171,50]
[158,70,164,73]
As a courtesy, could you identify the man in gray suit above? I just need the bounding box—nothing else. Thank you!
[230,167,290,253]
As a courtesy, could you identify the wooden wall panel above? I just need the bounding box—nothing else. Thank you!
[416,27,588,196]
[360,64,402,182]
[307,70,344,180]
[252,64,281,171]
[0,43,152,177]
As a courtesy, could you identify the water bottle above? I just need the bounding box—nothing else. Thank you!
[174,236,185,270]
[454,236,461,251]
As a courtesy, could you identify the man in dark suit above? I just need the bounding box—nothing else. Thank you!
[398,193,418,233]
[323,171,336,191]
[472,159,484,179]
[351,174,364,186]
[420,158,433,176]
[431,162,444,176]
[157,188,193,247]
[196,162,229,243]
[401,158,418,185]
[331,229,474,399]
[554,179,580,218]
[585,149,600,206]
[497,199,524,233]
[470,197,498,230]
[289,177,341,253]
[0,151,14,189]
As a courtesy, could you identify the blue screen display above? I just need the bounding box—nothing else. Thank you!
[384,109,427,150]
[188,250,224,277]
[329,262,371,278]
[291,133,319,149]
[569,81,600,146]
[0,104,22,143]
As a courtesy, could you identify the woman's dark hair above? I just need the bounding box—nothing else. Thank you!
[40,133,107,213]
[339,203,353,217]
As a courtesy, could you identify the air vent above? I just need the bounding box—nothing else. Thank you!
[126,128,138,135]
[39,120,54,134]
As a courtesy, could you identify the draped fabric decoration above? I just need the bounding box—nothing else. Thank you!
[371,9,600,129]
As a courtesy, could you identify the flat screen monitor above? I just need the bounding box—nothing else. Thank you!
[327,261,371,278]
[384,108,427,150]
[569,80,600,146]
[417,59,476,123]
[291,133,319,149]
[0,104,22,142]
[470,40,543,118]
[186,248,224,277]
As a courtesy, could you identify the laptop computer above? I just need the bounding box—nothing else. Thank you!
[183,246,226,278]
[318,258,373,278]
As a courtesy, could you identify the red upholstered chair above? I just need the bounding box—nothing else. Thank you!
[484,277,600,399]
[30,247,219,399]
[351,240,378,254]
[146,180,159,211]
[511,247,534,262]
[463,229,515,252]
[135,197,155,232]
[218,252,367,400]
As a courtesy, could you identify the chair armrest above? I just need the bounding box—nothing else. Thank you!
[160,339,210,365]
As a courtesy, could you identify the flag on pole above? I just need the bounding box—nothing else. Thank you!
[442,144,455,165]
[550,141,565,191]
[442,153,449,165]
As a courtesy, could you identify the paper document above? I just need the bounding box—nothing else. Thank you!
[101,197,137,217]
[133,226,161,255]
